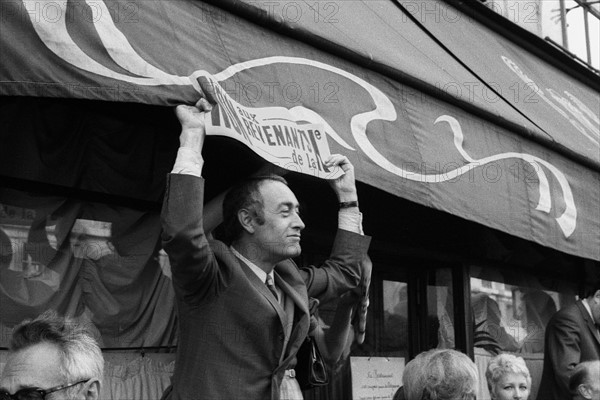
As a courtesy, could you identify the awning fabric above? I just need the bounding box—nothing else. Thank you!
[399,0,600,170]
[1,0,598,260]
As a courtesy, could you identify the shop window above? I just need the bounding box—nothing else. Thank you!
[469,265,578,400]
[428,268,455,350]
[301,257,411,400]
[470,275,575,355]
[381,280,409,358]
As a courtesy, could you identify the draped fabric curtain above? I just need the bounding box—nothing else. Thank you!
[0,190,178,348]
[0,97,180,348]
[103,353,175,400]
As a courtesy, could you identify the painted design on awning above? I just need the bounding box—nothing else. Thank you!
[21,0,577,238]
[502,56,599,147]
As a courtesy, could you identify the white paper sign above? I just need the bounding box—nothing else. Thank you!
[351,356,404,400]
[198,75,343,179]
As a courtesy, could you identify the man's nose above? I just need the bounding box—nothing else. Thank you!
[293,213,305,230]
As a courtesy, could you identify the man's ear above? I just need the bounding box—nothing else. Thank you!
[83,379,101,400]
[237,209,255,234]
[578,384,593,399]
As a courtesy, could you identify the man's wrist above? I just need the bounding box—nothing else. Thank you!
[338,209,363,234]
[179,127,205,150]
[171,147,204,177]
[337,192,358,202]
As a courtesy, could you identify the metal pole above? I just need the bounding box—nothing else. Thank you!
[583,4,592,63]
[559,0,569,49]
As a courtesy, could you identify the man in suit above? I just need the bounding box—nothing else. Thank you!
[537,286,600,400]
[160,98,371,400]
[569,361,600,400]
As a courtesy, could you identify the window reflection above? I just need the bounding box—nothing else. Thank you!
[470,266,577,400]
[381,280,408,358]
[470,277,570,355]
[429,268,455,349]
[472,292,520,354]
[0,197,176,349]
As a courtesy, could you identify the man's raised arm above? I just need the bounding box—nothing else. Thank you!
[303,155,370,303]
[161,99,220,301]
[171,98,212,178]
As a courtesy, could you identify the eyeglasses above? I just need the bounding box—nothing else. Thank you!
[0,379,90,400]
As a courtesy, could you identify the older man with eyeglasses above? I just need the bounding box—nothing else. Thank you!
[0,311,104,400]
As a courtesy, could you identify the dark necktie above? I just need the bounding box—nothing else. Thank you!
[266,274,279,302]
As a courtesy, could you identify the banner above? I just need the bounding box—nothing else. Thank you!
[199,76,342,179]
[1,0,598,259]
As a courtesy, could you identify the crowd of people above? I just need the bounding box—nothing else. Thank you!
[1,98,599,400]
[1,311,598,400]
[394,351,532,400]
[391,349,600,400]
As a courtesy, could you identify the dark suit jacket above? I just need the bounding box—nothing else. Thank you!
[161,174,371,400]
[537,300,600,400]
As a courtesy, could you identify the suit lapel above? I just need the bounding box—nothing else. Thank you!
[274,262,310,362]
[275,273,309,315]
[236,257,311,370]
[585,316,600,344]
[577,301,600,345]
[238,257,287,329]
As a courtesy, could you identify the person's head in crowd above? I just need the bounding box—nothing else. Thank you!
[569,361,600,400]
[583,281,600,325]
[486,353,531,400]
[401,348,478,400]
[394,348,433,400]
[0,310,103,400]
[219,174,305,265]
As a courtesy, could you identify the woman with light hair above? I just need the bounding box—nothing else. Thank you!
[485,353,531,400]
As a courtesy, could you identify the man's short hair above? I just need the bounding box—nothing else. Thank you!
[9,310,104,384]
[403,349,478,400]
[569,361,600,395]
[219,175,288,244]
[583,272,600,298]
[486,353,531,394]
[583,284,600,299]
